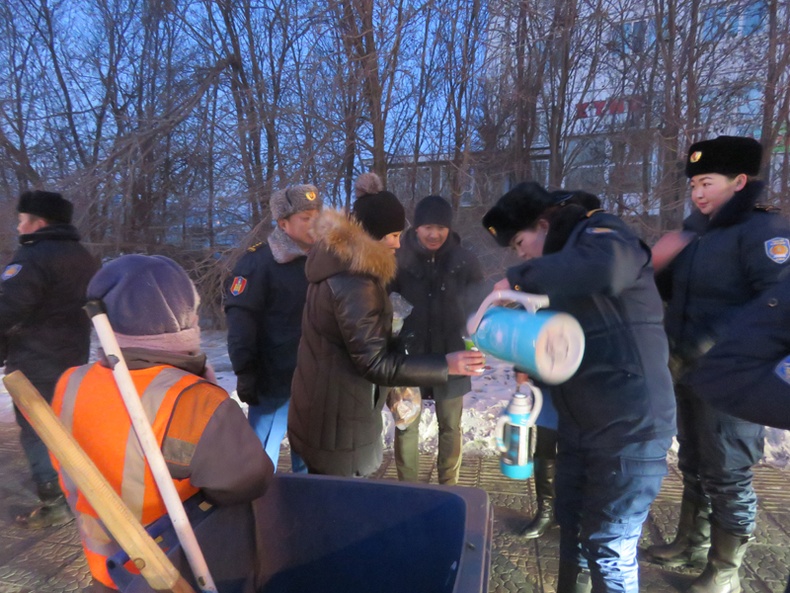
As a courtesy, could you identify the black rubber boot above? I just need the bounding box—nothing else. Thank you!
[645,495,711,568]
[557,560,592,593]
[521,458,556,539]
[687,526,751,593]
[16,480,74,529]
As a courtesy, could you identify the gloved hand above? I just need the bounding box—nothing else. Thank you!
[235,373,259,406]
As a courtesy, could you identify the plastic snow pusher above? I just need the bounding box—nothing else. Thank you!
[109,473,493,593]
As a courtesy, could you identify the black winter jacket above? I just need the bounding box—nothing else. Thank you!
[0,224,99,387]
[288,210,448,477]
[685,273,790,429]
[225,227,309,406]
[389,228,485,400]
[505,210,676,449]
[659,181,790,365]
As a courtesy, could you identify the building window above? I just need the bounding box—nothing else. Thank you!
[701,1,767,41]
[610,19,648,54]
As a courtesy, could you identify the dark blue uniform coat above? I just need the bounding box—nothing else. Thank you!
[225,237,308,406]
[686,273,790,429]
[0,224,98,386]
[661,182,790,364]
[506,211,676,449]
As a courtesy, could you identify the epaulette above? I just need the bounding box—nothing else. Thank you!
[247,241,263,252]
[754,204,780,213]
[586,208,605,218]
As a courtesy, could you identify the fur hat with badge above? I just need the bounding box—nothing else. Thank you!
[685,136,763,178]
[17,190,73,224]
[351,172,406,240]
[88,254,201,354]
[482,181,555,247]
[270,184,322,221]
[414,195,453,229]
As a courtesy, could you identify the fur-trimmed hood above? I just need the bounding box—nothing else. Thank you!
[305,209,397,285]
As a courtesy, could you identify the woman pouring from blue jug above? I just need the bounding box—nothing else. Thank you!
[482,183,676,593]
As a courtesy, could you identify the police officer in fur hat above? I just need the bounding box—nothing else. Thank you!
[484,181,676,593]
[225,184,322,472]
[0,190,99,529]
[646,136,790,593]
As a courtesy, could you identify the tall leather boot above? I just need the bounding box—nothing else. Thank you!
[521,458,556,539]
[557,560,592,593]
[645,496,711,568]
[687,526,752,593]
[16,480,73,529]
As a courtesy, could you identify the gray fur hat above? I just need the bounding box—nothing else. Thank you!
[270,184,322,221]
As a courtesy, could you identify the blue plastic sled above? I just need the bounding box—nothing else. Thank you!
[109,473,492,593]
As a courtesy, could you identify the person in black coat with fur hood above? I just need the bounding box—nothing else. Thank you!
[388,195,486,485]
[0,191,99,529]
[288,175,485,477]
[646,136,790,593]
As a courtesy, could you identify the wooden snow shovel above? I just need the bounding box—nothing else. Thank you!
[3,370,196,593]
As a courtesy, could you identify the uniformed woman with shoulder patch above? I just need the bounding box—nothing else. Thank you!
[647,136,790,593]
[483,183,676,593]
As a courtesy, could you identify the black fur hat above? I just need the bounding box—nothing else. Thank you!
[549,189,602,211]
[686,136,763,178]
[17,190,73,224]
[482,182,554,247]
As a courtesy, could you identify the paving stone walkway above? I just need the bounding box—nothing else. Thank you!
[1,420,788,592]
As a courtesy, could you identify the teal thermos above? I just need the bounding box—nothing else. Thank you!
[495,383,543,480]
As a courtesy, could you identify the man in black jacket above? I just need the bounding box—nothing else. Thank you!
[0,190,99,528]
[389,195,485,484]
[225,184,322,472]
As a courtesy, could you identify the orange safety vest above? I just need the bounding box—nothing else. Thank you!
[51,362,226,589]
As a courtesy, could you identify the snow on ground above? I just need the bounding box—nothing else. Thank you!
[1,328,788,469]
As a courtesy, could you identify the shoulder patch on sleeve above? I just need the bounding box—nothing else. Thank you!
[247,241,263,253]
[229,276,248,296]
[765,238,790,264]
[1,264,22,281]
[585,227,616,235]
[775,355,790,386]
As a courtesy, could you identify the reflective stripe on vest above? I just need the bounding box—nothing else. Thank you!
[58,366,118,559]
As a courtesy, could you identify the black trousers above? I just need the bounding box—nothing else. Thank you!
[675,381,764,535]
